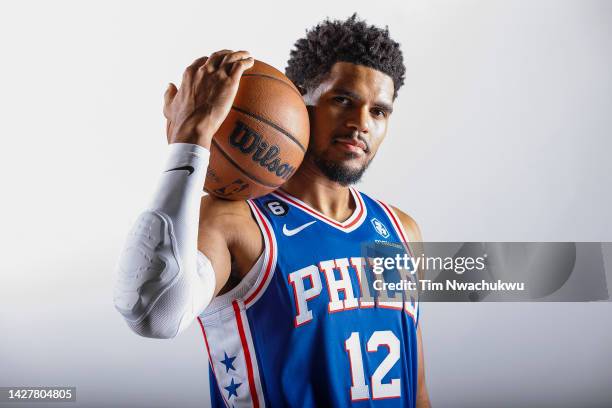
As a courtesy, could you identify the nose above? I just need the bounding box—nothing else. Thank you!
[345,106,369,134]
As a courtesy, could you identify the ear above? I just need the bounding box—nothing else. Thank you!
[298,84,316,107]
[299,84,317,106]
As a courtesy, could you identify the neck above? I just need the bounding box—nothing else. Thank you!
[281,156,356,222]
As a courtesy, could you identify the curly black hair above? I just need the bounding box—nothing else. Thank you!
[286,13,405,99]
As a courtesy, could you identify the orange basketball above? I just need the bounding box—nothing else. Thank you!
[204,60,310,200]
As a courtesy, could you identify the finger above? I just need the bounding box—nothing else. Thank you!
[182,56,209,84]
[187,55,209,71]
[219,51,251,74]
[166,119,173,144]
[229,57,255,80]
[163,83,178,118]
[203,49,233,72]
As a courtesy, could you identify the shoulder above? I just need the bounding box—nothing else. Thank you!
[388,205,425,279]
[357,190,422,242]
[200,194,252,218]
[199,195,256,232]
[389,205,423,243]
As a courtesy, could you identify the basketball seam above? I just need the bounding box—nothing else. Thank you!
[241,73,302,98]
[231,106,306,153]
[211,139,281,189]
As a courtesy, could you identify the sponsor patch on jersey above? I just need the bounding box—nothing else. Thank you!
[371,217,390,238]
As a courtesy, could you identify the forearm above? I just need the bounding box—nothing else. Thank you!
[113,143,215,339]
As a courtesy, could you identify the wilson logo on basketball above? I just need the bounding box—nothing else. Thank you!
[228,120,296,180]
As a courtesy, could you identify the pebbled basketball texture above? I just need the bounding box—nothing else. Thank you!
[204,60,310,200]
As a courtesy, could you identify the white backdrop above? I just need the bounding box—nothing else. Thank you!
[1,0,611,407]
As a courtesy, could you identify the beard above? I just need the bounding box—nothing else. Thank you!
[313,151,372,186]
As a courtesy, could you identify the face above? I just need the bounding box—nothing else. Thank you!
[303,62,395,186]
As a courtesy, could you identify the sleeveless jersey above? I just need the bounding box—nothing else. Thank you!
[198,187,420,407]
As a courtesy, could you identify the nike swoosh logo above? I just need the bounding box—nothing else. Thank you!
[165,165,194,175]
[282,221,317,237]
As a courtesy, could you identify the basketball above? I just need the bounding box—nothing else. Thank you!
[204,60,310,200]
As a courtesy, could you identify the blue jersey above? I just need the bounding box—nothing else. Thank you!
[198,187,420,407]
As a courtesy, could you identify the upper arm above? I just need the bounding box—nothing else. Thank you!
[198,196,248,295]
[197,196,263,297]
[196,196,239,297]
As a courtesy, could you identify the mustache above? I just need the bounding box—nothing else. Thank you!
[332,131,370,153]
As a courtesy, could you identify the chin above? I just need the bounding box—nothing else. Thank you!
[339,155,370,170]
[339,161,366,173]
[311,149,371,174]
[327,149,367,163]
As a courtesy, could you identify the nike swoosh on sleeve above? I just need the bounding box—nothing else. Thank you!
[165,165,195,175]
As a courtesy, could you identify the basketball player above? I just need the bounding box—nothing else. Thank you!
[114,15,431,407]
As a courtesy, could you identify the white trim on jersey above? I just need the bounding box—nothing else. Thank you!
[242,201,279,308]
[196,302,267,408]
[272,187,368,233]
[233,300,266,407]
[196,316,231,408]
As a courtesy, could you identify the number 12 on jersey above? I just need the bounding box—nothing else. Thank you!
[344,330,401,401]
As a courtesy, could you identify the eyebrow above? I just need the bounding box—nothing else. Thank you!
[333,88,394,114]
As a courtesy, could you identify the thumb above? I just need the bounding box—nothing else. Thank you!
[163,83,178,118]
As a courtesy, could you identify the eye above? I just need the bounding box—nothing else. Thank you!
[333,96,351,105]
[371,108,387,118]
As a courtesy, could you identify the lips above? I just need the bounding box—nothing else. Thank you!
[333,137,368,152]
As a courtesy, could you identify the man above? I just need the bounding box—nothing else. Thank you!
[114,14,431,407]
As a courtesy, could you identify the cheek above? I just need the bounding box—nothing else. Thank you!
[310,109,337,140]
[314,102,344,124]
[372,118,388,133]
[366,128,387,156]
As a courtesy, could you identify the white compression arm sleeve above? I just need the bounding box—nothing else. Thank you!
[113,143,216,339]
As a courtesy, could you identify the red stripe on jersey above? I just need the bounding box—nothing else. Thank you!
[245,202,275,306]
[233,301,260,408]
[376,200,414,257]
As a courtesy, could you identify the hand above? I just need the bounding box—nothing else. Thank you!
[163,50,254,149]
